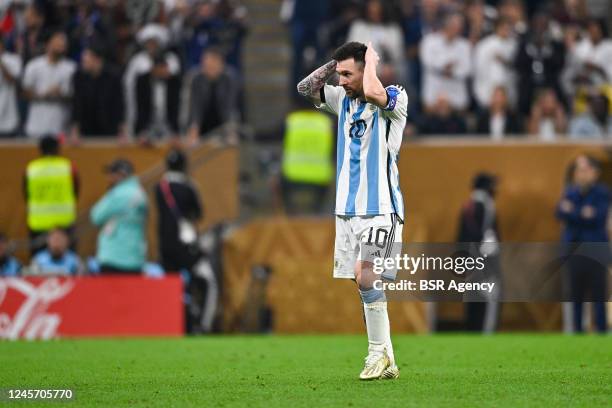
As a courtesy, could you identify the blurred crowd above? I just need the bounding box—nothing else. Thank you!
[0,0,246,144]
[286,0,612,139]
[0,0,610,142]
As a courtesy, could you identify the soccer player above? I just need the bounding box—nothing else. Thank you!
[297,41,407,380]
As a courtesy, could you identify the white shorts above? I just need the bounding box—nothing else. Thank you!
[333,214,403,280]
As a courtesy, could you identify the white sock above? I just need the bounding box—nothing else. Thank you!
[363,301,390,359]
[384,309,396,367]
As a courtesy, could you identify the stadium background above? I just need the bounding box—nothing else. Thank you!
[0,0,611,335]
[0,1,611,406]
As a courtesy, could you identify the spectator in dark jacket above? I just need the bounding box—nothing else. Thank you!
[514,12,566,116]
[418,94,467,136]
[476,86,522,139]
[556,154,609,333]
[457,172,501,333]
[457,173,500,243]
[156,149,217,334]
[71,46,125,143]
[135,53,181,140]
[186,48,240,145]
[155,149,203,272]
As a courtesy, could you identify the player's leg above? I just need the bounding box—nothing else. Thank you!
[334,215,400,380]
[382,215,402,378]
[333,216,360,279]
[334,215,389,379]
[355,258,392,380]
[356,214,403,380]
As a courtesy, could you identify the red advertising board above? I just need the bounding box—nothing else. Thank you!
[0,276,183,339]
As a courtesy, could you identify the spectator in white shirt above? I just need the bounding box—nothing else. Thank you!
[420,13,472,111]
[464,0,496,45]
[473,18,518,109]
[22,31,76,139]
[497,0,527,36]
[0,35,22,137]
[569,19,612,86]
[347,0,406,85]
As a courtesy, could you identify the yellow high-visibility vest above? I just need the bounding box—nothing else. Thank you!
[26,156,76,231]
[282,110,333,185]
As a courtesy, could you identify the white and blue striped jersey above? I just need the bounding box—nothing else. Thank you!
[316,84,407,219]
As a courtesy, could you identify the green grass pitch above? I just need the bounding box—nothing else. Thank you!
[0,334,610,407]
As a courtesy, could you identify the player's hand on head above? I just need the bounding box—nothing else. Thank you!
[365,42,380,66]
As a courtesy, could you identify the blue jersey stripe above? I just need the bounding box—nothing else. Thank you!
[345,138,361,214]
[344,101,367,215]
[336,97,349,188]
[366,111,379,213]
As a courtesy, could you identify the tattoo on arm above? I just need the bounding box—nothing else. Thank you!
[297,60,337,98]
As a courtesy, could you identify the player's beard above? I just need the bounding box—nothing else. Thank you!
[344,86,362,99]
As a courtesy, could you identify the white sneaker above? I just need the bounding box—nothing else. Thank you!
[381,364,400,379]
[359,351,390,380]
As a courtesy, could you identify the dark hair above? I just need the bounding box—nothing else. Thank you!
[565,154,602,184]
[443,11,464,27]
[586,18,609,38]
[85,38,107,60]
[363,0,391,23]
[45,29,66,44]
[332,42,367,65]
[203,46,225,59]
[581,154,602,172]
[166,149,187,172]
[48,227,68,236]
[494,16,513,31]
[39,135,59,155]
[472,172,497,193]
[500,0,523,7]
[28,2,45,18]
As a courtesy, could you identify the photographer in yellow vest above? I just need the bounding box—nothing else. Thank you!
[24,135,79,255]
[281,99,334,214]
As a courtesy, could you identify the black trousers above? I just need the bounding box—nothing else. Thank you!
[99,264,142,275]
[568,256,608,333]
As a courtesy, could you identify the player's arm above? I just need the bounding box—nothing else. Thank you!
[362,42,387,109]
[296,60,337,104]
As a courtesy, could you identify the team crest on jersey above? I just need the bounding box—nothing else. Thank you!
[349,119,367,139]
